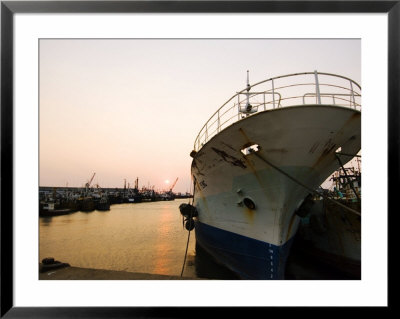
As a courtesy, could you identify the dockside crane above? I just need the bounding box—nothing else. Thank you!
[86,172,96,188]
[84,172,96,195]
[169,177,178,193]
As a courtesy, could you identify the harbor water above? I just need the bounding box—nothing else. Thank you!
[40,198,355,280]
[39,198,239,279]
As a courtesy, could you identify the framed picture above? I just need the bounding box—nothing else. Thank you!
[1,0,396,316]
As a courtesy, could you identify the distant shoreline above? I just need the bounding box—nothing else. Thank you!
[39,186,192,197]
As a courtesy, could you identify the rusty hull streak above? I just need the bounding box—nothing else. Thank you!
[221,142,237,152]
[334,112,361,143]
[312,141,336,168]
[322,138,334,153]
[238,127,250,141]
[241,155,279,229]
[243,206,255,223]
[195,151,206,159]
[309,142,320,154]
[312,111,360,169]
[191,159,198,169]
[240,126,276,201]
[194,178,210,216]
[239,127,269,189]
[191,159,205,176]
[211,147,247,169]
[242,155,266,189]
[322,139,337,157]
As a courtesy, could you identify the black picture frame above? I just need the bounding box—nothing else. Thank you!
[1,1,396,317]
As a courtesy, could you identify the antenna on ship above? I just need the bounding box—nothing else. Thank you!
[245,70,252,113]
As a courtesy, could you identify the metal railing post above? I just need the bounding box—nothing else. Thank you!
[314,70,321,104]
[272,79,276,108]
[263,93,266,110]
[350,81,356,109]
[238,94,241,120]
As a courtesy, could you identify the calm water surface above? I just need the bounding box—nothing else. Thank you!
[39,199,240,279]
[40,199,198,277]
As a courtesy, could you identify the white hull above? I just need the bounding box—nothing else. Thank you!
[192,105,361,248]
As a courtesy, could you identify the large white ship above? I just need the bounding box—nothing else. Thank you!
[186,71,361,279]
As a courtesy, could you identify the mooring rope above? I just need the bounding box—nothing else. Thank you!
[180,178,196,277]
[253,152,361,216]
[180,225,192,277]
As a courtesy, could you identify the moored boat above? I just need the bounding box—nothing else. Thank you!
[39,207,75,217]
[295,163,361,278]
[187,71,361,279]
[39,200,77,217]
[96,194,111,211]
[78,196,96,212]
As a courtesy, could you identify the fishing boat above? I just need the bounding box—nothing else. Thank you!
[78,196,96,212]
[39,201,76,217]
[96,193,111,211]
[186,71,361,279]
[295,163,361,278]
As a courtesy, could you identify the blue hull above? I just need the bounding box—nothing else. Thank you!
[194,220,294,279]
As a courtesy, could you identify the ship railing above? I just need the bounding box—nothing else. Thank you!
[194,71,361,152]
[302,92,361,106]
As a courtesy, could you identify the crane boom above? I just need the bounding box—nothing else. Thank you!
[89,172,96,186]
[170,177,178,192]
[85,172,96,188]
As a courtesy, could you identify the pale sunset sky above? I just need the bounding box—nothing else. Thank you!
[39,39,361,193]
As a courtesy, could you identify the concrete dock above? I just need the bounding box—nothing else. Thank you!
[39,265,204,280]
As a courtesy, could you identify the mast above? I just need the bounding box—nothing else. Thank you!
[246,70,252,112]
